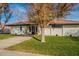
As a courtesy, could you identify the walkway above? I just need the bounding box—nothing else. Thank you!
[0,36,31,49]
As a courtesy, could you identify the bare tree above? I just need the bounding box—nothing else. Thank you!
[0,3,12,30]
[53,3,76,19]
[13,7,28,22]
[3,3,12,24]
[29,4,53,42]
[28,3,76,42]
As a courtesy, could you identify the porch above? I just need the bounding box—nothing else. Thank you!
[6,21,38,35]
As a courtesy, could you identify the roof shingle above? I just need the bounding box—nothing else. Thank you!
[49,20,79,25]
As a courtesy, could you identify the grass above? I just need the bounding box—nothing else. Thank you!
[6,36,79,56]
[0,34,15,40]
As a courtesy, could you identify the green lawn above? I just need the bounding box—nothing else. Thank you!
[6,36,79,56]
[0,34,15,40]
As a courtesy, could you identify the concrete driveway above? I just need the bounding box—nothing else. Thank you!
[0,36,44,56]
[0,36,31,49]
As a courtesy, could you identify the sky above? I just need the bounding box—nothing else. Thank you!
[6,3,31,24]
[2,3,79,24]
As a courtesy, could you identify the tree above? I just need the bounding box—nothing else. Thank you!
[28,3,76,42]
[0,4,2,25]
[0,3,12,30]
[53,3,76,19]
[3,3,12,24]
[29,4,53,42]
[13,7,28,22]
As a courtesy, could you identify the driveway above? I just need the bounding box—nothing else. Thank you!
[0,36,31,49]
[0,36,44,56]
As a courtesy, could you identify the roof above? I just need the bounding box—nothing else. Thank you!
[6,21,34,26]
[49,20,79,25]
[6,20,79,26]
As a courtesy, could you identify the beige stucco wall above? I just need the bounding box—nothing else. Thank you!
[38,25,79,36]
[9,26,27,35]
[38,27,62,36]
[7,24,79,36]
[44,28,62,36]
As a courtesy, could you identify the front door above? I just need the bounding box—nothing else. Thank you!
[31,25,37,35]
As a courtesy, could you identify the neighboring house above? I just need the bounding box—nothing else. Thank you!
[6,20,79,36]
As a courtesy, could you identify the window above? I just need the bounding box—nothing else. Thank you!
[51,24,62,28]
[20,26,22,31]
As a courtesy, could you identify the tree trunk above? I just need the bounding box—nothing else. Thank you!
[0,14,1,25]
[41,27,45,42]
[50,25,51,36]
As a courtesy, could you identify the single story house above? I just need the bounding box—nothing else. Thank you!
[6,21,37,35]
[6,20,79,36]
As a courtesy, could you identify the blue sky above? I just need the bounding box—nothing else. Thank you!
[6,3,31,24]
[2,3,79,24]
[65,4,79,20]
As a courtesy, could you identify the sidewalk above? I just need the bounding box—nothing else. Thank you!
[0,49,43,56]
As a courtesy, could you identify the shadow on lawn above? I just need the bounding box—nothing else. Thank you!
[33,36,41,42]
[69,37,79,41]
